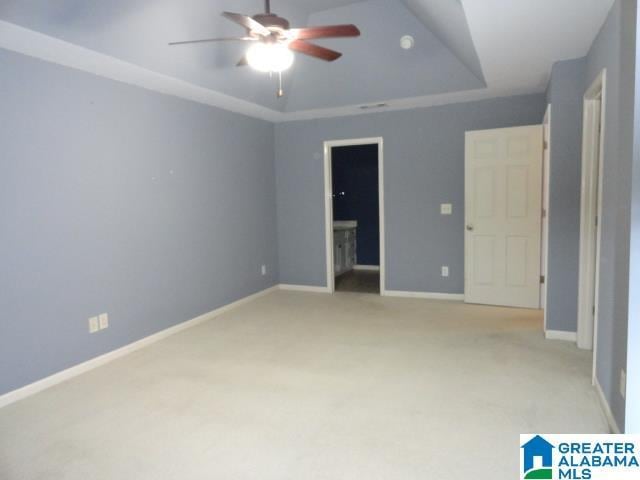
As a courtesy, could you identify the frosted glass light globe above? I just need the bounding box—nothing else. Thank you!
[246,42,294,73]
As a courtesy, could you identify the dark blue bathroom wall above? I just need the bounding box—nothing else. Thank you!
[332,145,380,266]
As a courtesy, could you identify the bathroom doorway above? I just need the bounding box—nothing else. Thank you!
[323,138,384,294]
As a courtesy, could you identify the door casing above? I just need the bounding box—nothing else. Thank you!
[323,137,385,294]
[578,70,607,377]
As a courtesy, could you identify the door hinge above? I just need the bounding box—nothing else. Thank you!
[540,275,545,284]
[542,208,547,219]
[595,215,599,227]
[592,305,596,316]
[543,140,549,150]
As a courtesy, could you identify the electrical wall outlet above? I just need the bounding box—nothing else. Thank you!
[89,316,99,333]
[440,204,453,215]
[441,266,450,277]
[621,369,627,399]
[261,265,267,276]
[98,313,109,330]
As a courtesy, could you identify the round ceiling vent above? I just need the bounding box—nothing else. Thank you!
[400,35,415,50]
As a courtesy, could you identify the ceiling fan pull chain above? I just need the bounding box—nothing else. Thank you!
[277,71,284,98]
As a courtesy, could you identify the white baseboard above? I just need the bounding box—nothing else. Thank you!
[595,377,622,433]
[0,285,279,409]
[278,284,331,293]
[353,265,380,272]
[544,330,577,342]
[382,290,464,301]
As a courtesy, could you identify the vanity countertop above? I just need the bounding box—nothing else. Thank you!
[333,221,357,231]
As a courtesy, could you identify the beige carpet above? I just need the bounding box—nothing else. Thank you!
[0,290,608,480]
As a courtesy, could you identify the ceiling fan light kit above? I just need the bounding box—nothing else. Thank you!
[246,42,294,73]
[169,0,360,97]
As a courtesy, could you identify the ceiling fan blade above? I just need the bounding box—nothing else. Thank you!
[222,11,271,37]
[289,24,360,40]
[168,36,256,46]
[288,40,342,62]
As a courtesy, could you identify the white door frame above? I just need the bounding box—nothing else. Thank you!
[542,104,551,329]
[323,137,385,294]
[577,70,606,375]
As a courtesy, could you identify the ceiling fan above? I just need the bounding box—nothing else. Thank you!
[169,0,361,97]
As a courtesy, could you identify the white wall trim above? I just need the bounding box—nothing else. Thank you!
[541,104,551,328]
[278,284,332,293]
[577,70,607,383]
[595,377,622,433]
[382,290,464,301]
[353,265,380,271]
[544,330,578,342]
[280,86,544,122]
[324,138,386,295]
[0,285,279,409]
[0,21,544,124]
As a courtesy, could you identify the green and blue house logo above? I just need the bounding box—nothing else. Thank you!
[521,435,554,479]
[521,433,640,479]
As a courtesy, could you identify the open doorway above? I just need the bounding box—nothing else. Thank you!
[324,138,385,295]
[578,70,606,374]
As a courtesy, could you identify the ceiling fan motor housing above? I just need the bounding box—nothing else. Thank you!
[252,14,290,33]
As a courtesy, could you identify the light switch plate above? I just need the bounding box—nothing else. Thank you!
[98,313,109,330]
[261,265,267,276]
[442,266,450,277]
[89,316,99,333]
[441,204,452,215]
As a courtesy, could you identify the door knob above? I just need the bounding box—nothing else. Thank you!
[466,224,474,231]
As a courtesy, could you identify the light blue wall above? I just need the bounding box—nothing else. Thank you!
[585,0,636,430]
[275,94,546,290]
[0,49,279,396]
[545,57,587,333]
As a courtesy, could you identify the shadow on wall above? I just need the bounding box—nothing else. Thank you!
[332,144,379,266]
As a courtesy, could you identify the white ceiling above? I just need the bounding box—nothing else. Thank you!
[462,0,615,92]
[0,0,617,121]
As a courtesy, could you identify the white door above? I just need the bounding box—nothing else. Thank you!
[465,125,543,308]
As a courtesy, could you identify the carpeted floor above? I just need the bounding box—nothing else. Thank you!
[0,290,608,480]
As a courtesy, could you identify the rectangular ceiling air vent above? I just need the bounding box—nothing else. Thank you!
[359,103,389,110]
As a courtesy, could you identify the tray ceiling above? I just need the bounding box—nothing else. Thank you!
[0,0,615,120]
